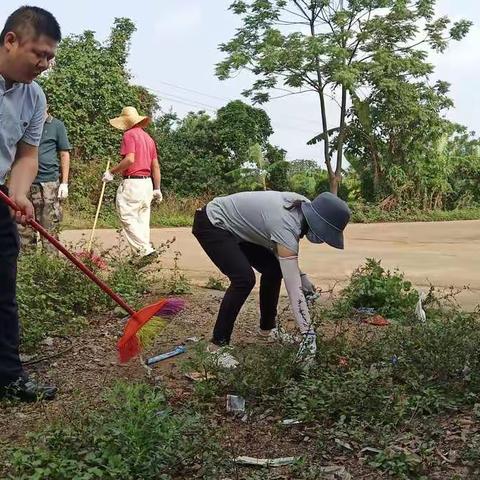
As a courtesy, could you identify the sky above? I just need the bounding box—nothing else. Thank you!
[1,1,479,163]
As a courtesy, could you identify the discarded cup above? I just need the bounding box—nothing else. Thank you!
[226,394,245,413]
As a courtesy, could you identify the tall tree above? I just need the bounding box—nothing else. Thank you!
[216,0,471,194]
[39,18,157,213]
[216,99,273,164]
[156,100,285,197]
[41,18,156,162]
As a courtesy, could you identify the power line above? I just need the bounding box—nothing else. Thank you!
[155,79,230,103]
[147,79,321,126]
[145,85,318,135]
[153,89,219,111]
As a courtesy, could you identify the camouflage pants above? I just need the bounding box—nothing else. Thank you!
[19,181,62,254]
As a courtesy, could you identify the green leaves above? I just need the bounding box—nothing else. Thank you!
[39,19,156,216]
[218,1,473,194]
[307,127,341,146]
[449,19,473,41]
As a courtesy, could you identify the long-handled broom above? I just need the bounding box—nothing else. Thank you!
[0,190,184,363]
[86,160,110,253]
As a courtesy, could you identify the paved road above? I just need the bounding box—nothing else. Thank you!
[62,220,480,309]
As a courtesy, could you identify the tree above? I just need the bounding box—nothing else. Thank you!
[265,144,290,190]
[156,100,287,197]
[154,111,230,197]
[345,79,454,206]
[39,18,157,213]
[216,0,471,194]
[216,99,274,164]
[41,18,156,162]
[287,159,325,198]
[444,127,480,209]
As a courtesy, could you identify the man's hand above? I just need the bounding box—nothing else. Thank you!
[9,193,34,225]
[58,183,69,199]
[102,171,114,183]
[153,189,163,202]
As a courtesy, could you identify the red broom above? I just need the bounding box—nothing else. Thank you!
[0,190,184,363]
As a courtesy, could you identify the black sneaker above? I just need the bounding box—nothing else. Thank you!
[0,376,57,402]
[134,250,159,268]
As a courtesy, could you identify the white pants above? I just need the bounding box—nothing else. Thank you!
[116,178,155,256]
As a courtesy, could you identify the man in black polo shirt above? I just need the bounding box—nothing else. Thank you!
[19,105,71,252]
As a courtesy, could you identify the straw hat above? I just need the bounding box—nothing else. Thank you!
[109,106,150,131]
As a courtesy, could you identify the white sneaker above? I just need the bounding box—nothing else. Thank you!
[207,344,239,369]
[257,328,295,344]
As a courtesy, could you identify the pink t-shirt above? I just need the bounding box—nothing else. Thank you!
[120,126,157,177]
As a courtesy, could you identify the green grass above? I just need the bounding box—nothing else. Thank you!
[17,250,150,351]
[5,383,225,480]
[351,205,480,223]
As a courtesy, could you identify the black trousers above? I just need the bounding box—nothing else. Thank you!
[192,208,282,345]
[0,185,23,386]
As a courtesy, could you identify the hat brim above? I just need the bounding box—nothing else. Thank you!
[109,115,150,131]
[301,202,344,250]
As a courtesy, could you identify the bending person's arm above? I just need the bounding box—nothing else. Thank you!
[277,244,314,334]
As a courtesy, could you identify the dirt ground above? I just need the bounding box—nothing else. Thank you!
[62,220,480,310]
[1,288,317,478]
[1,286,478,479]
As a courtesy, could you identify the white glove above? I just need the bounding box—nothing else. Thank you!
[102,171,114,183]
[153,189,163,202]
[297,332,317,363]
[57,183,69,199]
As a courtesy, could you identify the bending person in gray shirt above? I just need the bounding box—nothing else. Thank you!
[192,190,350,364]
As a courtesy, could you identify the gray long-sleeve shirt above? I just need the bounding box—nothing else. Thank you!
[206,191,308,254]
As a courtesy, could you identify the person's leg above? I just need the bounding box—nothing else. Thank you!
[240,243,282,331]
[193,209,256,344]
[138,179,154,255]
[0,187,23,387]
[18,185,40,252]
[116,180,154,256]
[39,181,61,254]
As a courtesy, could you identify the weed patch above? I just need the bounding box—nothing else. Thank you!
[17,251,150,352]
[6,383,225,480]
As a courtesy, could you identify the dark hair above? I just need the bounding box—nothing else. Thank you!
[284,199,305,211]
[0,6,61,44]
[284,199,309,236]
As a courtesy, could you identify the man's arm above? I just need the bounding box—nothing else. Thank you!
[60,150,70,183]
[109,153,134,175]
[152,157,161,190]
[8,141,38,224]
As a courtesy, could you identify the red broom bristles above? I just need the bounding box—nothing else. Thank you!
[117,298,185,363]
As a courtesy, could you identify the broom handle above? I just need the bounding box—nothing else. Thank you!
[87,160,111,252]
[0,190,135,316]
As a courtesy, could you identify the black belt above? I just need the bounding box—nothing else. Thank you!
[123,175,150,179]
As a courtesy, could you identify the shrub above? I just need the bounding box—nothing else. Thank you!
[333,258,419,321]
[17,251,149,352]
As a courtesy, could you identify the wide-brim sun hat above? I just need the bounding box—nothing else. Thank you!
[109,106,150,131]
[301,192,351,249]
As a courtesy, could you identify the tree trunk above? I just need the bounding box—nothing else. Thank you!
[309,15,334,193]
[372,148,380,196]
[329,174,340,195]
[334,85,348,195]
